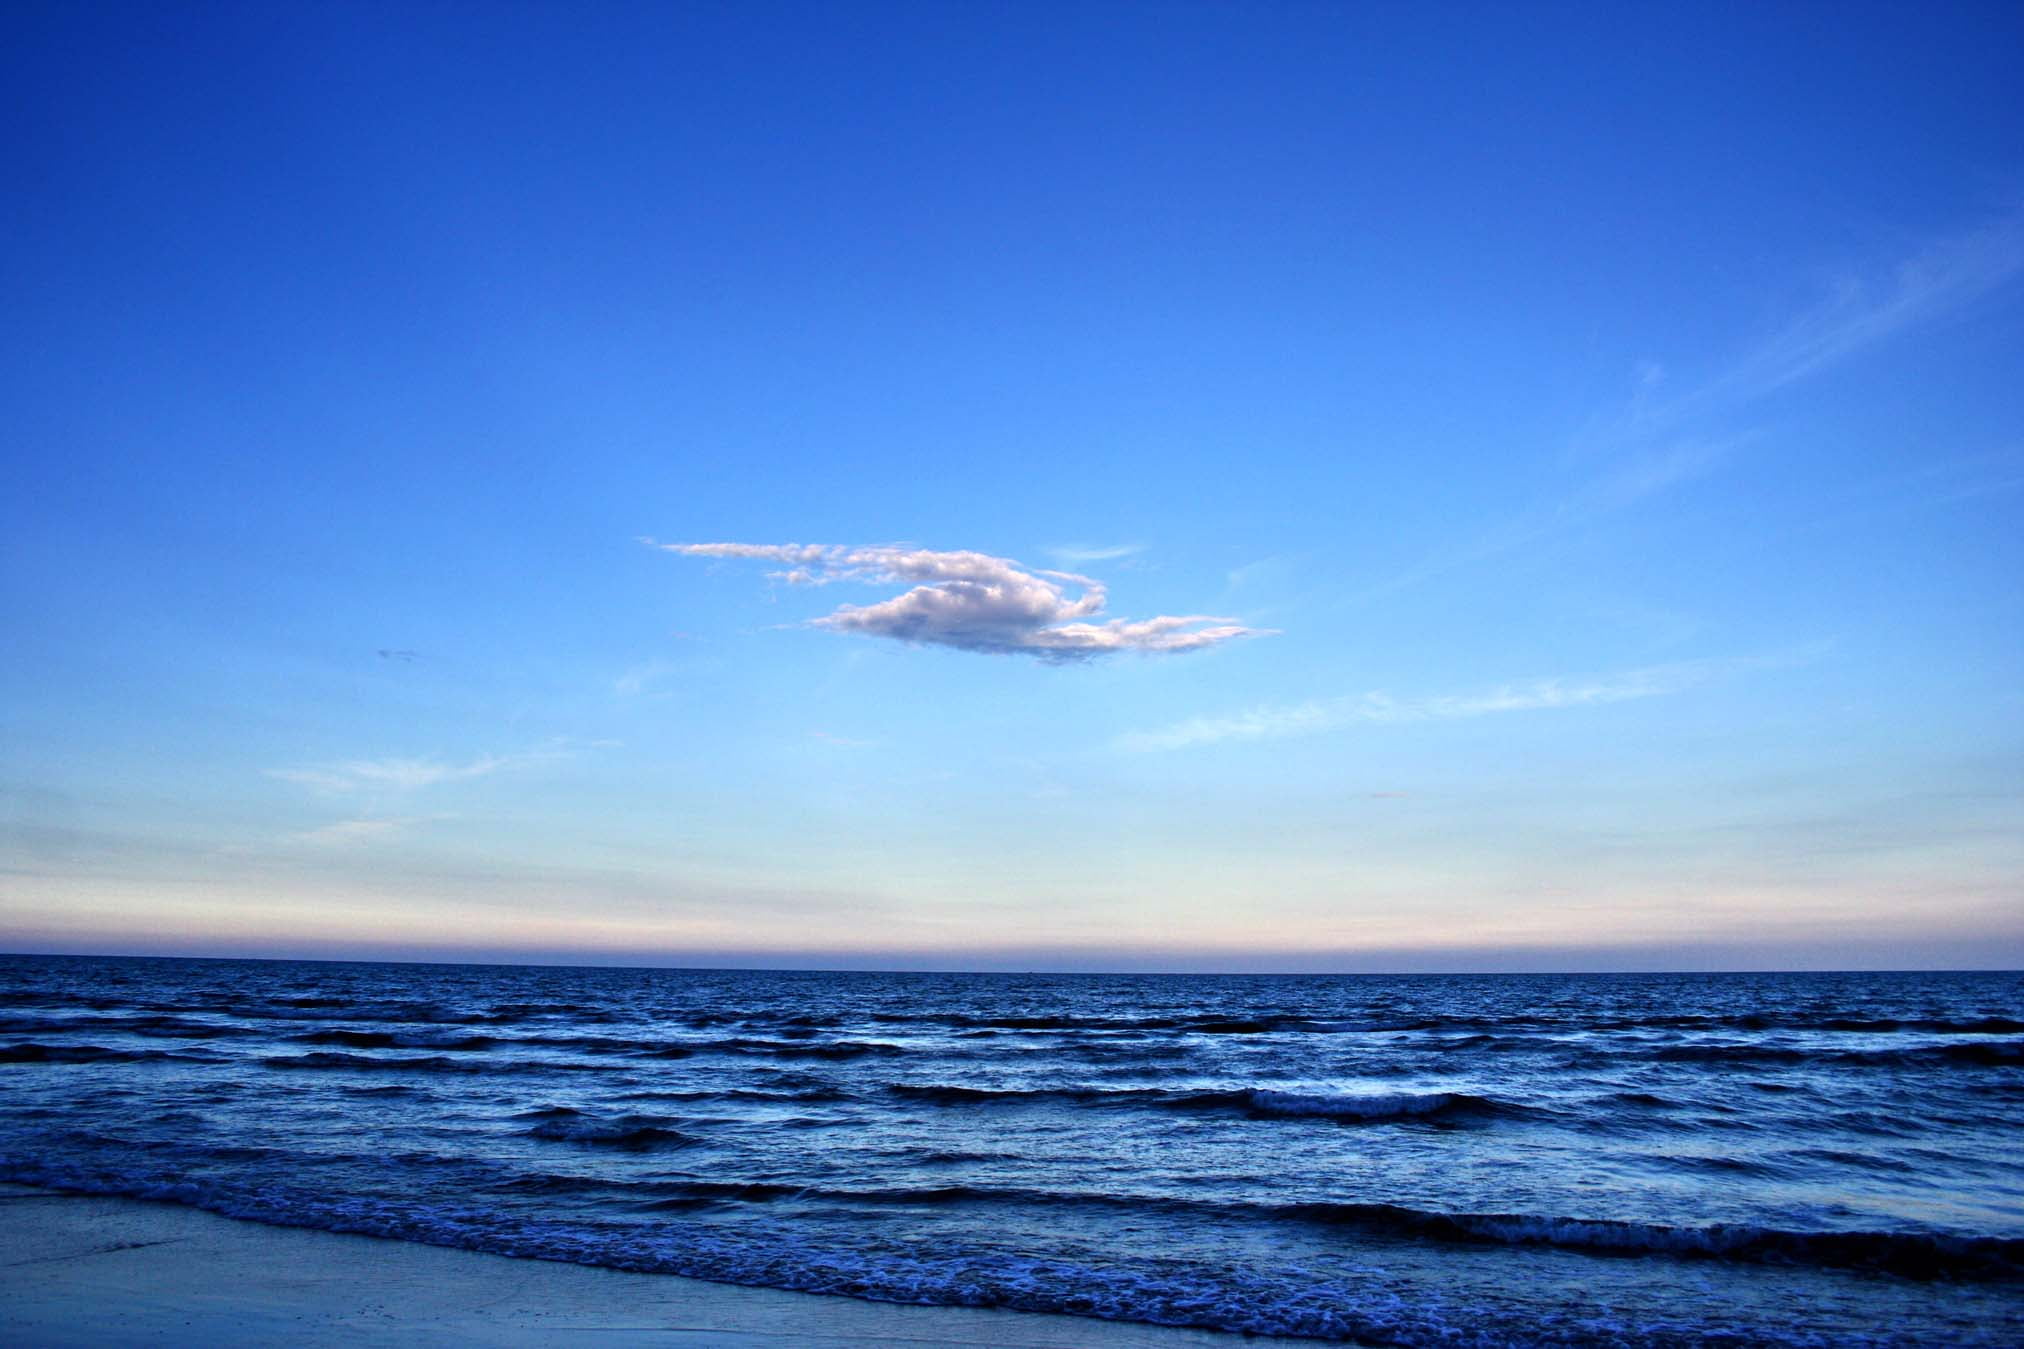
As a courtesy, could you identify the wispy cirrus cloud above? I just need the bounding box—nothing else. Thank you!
[1708,210,2024,405]
[1043,542,1144,564]
[290,816,429,848]
[1586,208,2024,456]
[1372,209,2024,601]
[269,756,515,794]
[652,541,1267,661]
[268,744,574,796]
[1118,653,1793,752]
[613,660,678,698]
[1354,437,1743,604]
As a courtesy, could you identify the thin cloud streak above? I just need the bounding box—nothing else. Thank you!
[1118,653,1792,752]
[1044,542,1144,564]
[1592,208,2024,451]
[1352,437,1742,604]
[268,746,568,795]
[1367,208,2024,603]
[653,541,1268,661]
[613,660,678,698]
[1716,210,2024,403]
[290,817,426,848]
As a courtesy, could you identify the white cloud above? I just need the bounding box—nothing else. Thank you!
[653,541,1268,660]
[1118,654,1787,751]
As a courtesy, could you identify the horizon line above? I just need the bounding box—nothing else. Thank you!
[5,946,2019,979]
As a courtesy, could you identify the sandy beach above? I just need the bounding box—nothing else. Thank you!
[0,1185,1317,1348]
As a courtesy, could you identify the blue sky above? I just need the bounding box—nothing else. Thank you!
[4,2,2021,969]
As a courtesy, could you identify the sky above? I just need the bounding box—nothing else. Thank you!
[3,2,2022,972]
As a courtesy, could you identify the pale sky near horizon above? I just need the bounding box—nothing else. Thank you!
[4,3,2022,971]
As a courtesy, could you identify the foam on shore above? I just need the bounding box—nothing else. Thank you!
[0,1184,1339,1348]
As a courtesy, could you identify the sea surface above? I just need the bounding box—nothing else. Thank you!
[1,956,2020,1346]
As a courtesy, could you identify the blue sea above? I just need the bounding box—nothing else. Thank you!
[1,956,2020,1346]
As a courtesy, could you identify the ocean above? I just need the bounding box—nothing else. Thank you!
[1,955,2019,1346]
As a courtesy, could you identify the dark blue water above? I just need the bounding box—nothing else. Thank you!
[2,956,2020,1346]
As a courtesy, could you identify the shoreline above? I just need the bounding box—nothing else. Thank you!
[0,1184,1343,1347]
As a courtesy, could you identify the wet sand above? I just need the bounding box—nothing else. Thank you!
[0,1185,1325,1347]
